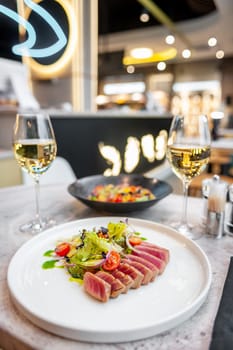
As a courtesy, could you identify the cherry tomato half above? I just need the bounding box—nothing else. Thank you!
[102,251,121,271]
[55,242,71,257]
[113,194,123,203]
[129,236,142,246]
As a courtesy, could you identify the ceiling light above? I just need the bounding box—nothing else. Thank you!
[182,49,191,59]
[165,35,175,45]
[216,50,224,59]
[103,82,145,95]
[96,95,109,105]
[126,65,135,74]
[157,62,166,71]
[173,80,220,93]
[130,48,153,59]
[140,10,150,23]
[211,111,224,119]
[123,48,177,65]
[132,92,143,101]
[208,37,217,47]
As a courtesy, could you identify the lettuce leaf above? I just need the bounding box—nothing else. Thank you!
[70,231,111,264]
[107,221,128,241]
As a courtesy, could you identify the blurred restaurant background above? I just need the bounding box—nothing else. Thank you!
[0,0,233,192]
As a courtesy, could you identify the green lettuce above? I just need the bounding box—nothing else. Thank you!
[107,221,128,240]
[70,231,111,264]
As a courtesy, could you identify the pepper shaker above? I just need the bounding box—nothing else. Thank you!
[206,175,228,238]
[226,184,233,236]
[201,177,212,226]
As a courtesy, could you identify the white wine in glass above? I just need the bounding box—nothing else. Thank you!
[13,113,57,234]
[166,114,211,239]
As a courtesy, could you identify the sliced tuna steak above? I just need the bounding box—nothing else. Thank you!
[132,250,166,274]
[83,272,111,302]
[117,262,144,288]
[111,270,134,292]
[141,241,169,254]
[125,254,159,281]
[135,245,169,263]
[122,259,153,285]
[96,270,125,297]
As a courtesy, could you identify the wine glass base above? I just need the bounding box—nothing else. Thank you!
[19,217,56,234]
[170,221,203,240]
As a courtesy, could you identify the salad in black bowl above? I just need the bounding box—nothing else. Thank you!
[68,174,172,213]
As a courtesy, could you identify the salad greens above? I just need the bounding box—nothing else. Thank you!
[42,220,146,279]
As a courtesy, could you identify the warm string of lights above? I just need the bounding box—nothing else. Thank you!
[125,32,225,74]
[123,9,225,74]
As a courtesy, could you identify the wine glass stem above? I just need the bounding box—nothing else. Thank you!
[34,175,42,225]
[181,180,190,226]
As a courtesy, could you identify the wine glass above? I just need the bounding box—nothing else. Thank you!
[13,113,57,234]
[166,114,211,239]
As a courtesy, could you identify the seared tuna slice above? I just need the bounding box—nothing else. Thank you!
[111,270,134,292]
[122,259,153,285]
[117,263,144,288]
[96,271,125,297]
[83,272,111,302]
[135,245,169,263]
[125,254,159,281]
[141,241,169,254]
[132,250,166,274]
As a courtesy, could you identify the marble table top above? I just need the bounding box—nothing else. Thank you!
[0,183,232,350]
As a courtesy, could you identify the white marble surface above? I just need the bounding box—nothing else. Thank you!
[0,183,232,350]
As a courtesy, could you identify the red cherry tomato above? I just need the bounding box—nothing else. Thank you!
[114,194,123,203]
[129,236,142,246]
[55,242,71,257]
[102,251,121,271]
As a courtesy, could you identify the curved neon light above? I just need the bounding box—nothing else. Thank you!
[20,0,67,57]
[0,4,36,51]
[0,0,67,58]
[23,0,77,79]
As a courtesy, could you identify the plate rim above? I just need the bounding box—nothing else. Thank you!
[7,217,212,343]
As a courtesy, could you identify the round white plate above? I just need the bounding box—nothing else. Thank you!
[7,217,212,343]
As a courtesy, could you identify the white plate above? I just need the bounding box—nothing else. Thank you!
[7,217,212,343]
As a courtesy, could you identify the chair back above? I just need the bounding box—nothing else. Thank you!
[22,156,77,185]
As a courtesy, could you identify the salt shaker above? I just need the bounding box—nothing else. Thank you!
[206,175,228,238]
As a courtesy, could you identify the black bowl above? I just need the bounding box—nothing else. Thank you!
[68,174,172,213]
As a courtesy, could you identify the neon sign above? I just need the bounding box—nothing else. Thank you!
[0,0,67,58]
[99,131,168,176]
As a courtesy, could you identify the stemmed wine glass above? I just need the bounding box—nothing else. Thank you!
[13,113,57,234]
[166,114,211,239]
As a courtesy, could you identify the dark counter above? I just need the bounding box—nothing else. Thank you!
[51,114,172,178]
